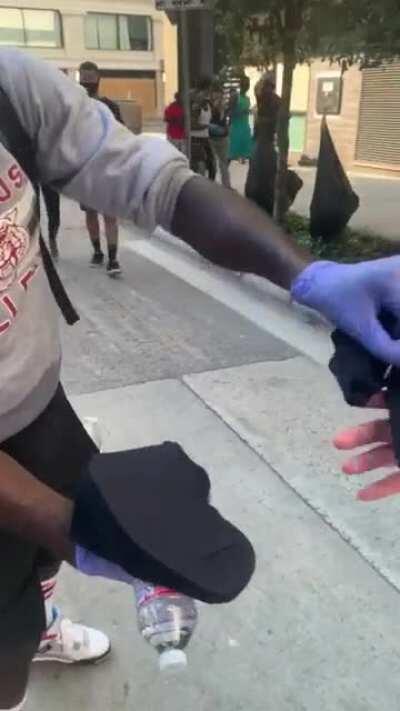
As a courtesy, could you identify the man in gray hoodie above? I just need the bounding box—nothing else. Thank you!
[1,49,400,710]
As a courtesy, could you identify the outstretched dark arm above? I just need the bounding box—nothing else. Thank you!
[172,177,311,291]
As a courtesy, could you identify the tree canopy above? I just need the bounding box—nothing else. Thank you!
[215,0,400,71]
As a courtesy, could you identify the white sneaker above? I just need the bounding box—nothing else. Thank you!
[34,607,111,665]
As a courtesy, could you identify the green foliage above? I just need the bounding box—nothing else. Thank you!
[322,1,400,64]
[287,212,400,262]
[215,0,400,70]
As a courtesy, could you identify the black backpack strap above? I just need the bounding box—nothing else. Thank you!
[0,86,79,325]
[39,236,79,326]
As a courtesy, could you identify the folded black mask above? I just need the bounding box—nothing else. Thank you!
[71,441,256,604]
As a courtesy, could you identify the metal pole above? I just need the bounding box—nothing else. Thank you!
[179,9,192,163]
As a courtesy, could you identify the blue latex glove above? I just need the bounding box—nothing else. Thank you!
[75,545,135,585]
[292,259,400,365]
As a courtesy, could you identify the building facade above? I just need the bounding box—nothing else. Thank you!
[303,60,400,174]
[303,60,364,169]
[0,0,178,117]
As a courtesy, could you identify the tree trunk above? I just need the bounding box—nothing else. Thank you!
[273,47,295,224]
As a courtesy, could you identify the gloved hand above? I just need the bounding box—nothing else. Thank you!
[291,258,400,366]
[75,545,135,585]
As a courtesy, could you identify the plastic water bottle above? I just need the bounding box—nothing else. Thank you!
[82,417,199,672]
[133,579,198,673]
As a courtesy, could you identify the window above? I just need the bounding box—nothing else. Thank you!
[24,10,62,48]
[98,14,118,51]
[119,16,152,51]
[0,9,24,46]
[85,14,152,52]
[0,7,62,48]
[84,14,98,50]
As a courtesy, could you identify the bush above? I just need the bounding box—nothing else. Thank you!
[286,212,400,263]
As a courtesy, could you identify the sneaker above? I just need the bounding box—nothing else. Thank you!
[34,607,111,665]
[90,251,104,268]
[49,240,59,262]
[107,259,122,277]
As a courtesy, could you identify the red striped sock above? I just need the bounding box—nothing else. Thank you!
[40,576,57,632]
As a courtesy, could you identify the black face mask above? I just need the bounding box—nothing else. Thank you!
[81,83,99,98]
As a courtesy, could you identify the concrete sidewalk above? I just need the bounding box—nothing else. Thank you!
[27,199,400,711]
[29,377,400,711]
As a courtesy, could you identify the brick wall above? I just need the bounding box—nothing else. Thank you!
[304,61,362,168]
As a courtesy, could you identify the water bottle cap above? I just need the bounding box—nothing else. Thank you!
[159,649,188,673]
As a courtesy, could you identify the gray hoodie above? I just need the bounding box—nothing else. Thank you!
[0,49,193,441]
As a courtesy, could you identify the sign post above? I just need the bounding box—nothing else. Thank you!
[156,0,211,161]
[179,10,191,161]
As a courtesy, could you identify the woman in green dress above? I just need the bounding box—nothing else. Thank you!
[229,76,253,162]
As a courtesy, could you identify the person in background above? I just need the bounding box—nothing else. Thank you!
[164,92,185,154]
[79,61,123,277]
[190,78,216,180]
[209,86,231,189]
[254,73,281,144]
[229,76,253,164]
[246,72,303,217]
[42,185,60,261]
[228,87,239,116]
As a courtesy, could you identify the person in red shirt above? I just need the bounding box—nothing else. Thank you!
[164,93,186,154]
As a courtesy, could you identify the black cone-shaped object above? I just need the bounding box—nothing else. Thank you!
[310,115,359,240]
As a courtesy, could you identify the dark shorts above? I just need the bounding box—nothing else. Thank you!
[0,385,97,656]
